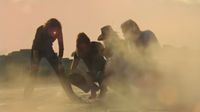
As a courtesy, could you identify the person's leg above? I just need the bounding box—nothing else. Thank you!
[89,84,99,99]
[46,53,80,100]
[98,61,113,98]
[68,73,90,93]
[24,50,41,98]
[73,59,99,99]
[98,77,108,98]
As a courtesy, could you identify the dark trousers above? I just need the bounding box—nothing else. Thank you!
[69,57,106,95]
[69,71,105,93]
[69,73,91,93]
[24,49,74,98]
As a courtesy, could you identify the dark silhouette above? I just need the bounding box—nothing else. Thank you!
[121,19,160,52]
[70,32,106,99]
[121,19,161,90]
[0,49,72,85]
[24,18,73,99]
[98,25,122,58]
[97,25,125,97]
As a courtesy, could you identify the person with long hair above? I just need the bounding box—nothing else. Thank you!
[70,32,106,99]
[24,18,73,99]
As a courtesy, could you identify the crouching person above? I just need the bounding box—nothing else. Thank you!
[69,33,106,99]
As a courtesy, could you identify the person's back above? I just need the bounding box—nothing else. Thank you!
[135,30,160,52]
[32,26,56,51]
[121,19,160,53]
[88,41,106,79]
[136,30,160,49]
[72,41,106,79]
[90,41,104,57]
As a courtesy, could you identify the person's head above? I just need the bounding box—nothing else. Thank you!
[45,18,62,37]
[76,32,91,55]
[98,25,117,46]
[121,19,141,42]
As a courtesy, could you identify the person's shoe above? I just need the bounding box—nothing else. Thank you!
[89,91,97,99]
[88,84,99,99]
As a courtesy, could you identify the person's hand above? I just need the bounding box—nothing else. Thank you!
[57,57,64,72]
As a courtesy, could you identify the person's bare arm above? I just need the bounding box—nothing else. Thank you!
[57,30,64,58]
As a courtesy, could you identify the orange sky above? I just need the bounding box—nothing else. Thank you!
[0,0,200,57]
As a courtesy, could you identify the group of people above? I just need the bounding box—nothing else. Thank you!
[24,18,160,101]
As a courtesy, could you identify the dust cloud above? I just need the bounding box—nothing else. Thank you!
[0,40,200,112]
[98,37,200,112]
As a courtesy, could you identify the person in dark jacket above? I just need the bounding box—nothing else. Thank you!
[98,25,123,59]
[121,19,161,90]
[121,19,160,53]
[70,32,106,99]
[97,25,128,97]
[24,18,73,98]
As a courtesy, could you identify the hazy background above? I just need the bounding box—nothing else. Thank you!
[0,0,200,57]
[0,1,200,111]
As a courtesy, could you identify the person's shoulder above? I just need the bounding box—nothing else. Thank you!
[141,30,157,40]
[90,41,104,54]
[36,25,44,32]
[141,30,160,46]
[91,41,104,48]
[142,30,155,37]
[91,41,102,45]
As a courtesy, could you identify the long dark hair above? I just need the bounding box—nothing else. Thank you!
[76,32,91,49]
[45,18,62,29]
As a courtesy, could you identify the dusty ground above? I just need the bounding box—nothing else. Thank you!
[0,82,195,112]
[0,85,164,112]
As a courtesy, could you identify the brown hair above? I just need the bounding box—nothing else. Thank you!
[76,32,91,48]
[45,18,62,29]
